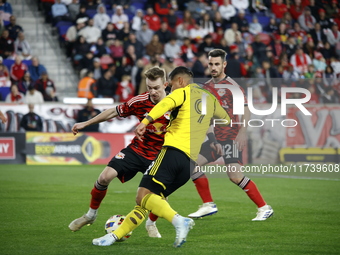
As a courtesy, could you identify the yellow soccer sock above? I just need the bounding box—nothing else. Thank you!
[141,193,177,223]
[113,205,148,240]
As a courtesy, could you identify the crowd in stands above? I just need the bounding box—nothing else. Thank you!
[1,0,340,104]
[0,0,59,103]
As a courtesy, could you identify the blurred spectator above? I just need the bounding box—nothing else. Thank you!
[78,18,101,44]
[281,12,293,29]
[65,17,87,58]
[207,2,219,21]
[270,34,284,60]
[186,0,206,20]
[271,0,287,20]
[324,65,337,87]
[276,22,289,43]
[52,0,72,24]
[79,51,94,73]
[290,22,307,44]
[115,74,134,102]
[189,23,207,44]
[234,9,249,33]
[101,22,118,43]
[283,64,299,85]
[17,71,34,95]
[111,5,128,30]
[290,47,312,75]
[10,55,28,83]
[325,0,339,20]
[5,84,25,103]
[264,18,278,33]
[303,37,316,59]
[198,34,216,55]
[226,52,246,78]
[156,22,173,44]
[176,22,190,41]
[165,8,179,34]
[108,0,131,11]
[28,57,47,82]
[132,9,144,31]
[136,21,153,46]
[251,0,269,13]
[321,87,338,103]
[191,52,208,78]
[231,0,249,12]
[122,44,137,74]
[312,52,327,72]
[224,23,242,45]
[20,104,43,131]
[317,9,332,30]
[289,0,304,21]
[85,0,99,10]
[90,37,108,58]
[144,7,161,32]
[0,0,12,15]
[146,34,164,57]
[75,5,90,21]
[234,34,247,59]
[298,6,316,32]
[251,34,268,64]
[164,37,181,59]
[25,84,44,104]
[131,59,144,94]
[5,15,23,41]
[14,32,32,60]
[77,70,97,98]
[34,71,58,101]
[123,32,144,59]
[212,11,226,31]
[330,57,340,75]
[320,41,333,60]
[325,23,340,54]
[0,18,4,36]
[285,36,297,59]
[91,58,103,80]
[73,35,90,62]
[310,23,327,46]
[76,99,101,131]
[181,37,197,63]
[109,39,124,62]
[97,69,117,98]
[162,56,177,78]
[155,0,171,20]
[307,0,318,20]
[182,10,196,27]
[93,4,111,30]
[304,64,315,79]
[68,0,80,21]
[305,85,319,104]
[0,62,10,87]
[200,13,214,35]
[0,30,14,59]
[249,16,263,35]
[117,21,131,41]
[219,0,236,24]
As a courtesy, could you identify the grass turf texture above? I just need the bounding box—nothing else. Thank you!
[0,165,339,255]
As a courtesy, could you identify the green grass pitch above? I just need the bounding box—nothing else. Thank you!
[0,165,339,255]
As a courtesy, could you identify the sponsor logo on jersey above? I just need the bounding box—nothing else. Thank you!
[115,152,125,159]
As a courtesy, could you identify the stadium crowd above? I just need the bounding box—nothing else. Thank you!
[1,0,340,104]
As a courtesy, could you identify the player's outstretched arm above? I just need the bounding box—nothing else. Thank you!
[0,111,7,124]
[72,107,118,135]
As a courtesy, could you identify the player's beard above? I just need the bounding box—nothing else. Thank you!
[211,69,222,79]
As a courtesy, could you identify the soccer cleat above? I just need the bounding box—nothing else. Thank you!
[68,214,96,232]
[146,223,162,238]
[188,202,218,218]
[173,217,195,248]
[92,233,117,246]
[252,205,274,221]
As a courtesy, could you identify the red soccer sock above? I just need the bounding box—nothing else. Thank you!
[240,178,266,208]
[90,186,107,209]
[192,174,214,203]
[148,212,158,222]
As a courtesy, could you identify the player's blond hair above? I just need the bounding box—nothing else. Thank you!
[144,66,166,84]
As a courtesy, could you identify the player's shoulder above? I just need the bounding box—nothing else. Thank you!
[126,92,150,107]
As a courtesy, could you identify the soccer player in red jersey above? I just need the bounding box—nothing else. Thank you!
[68,67,169,237]
[188,49,274,221]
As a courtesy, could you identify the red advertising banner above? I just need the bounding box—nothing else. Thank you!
[26,132,134,165]
[0,137,15,159]
[286,106,340,147]
[0,132,26,164]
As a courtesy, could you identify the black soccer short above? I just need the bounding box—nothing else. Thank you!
[139,147,196,197]
[199,139,243,165]
[107,146,153,183]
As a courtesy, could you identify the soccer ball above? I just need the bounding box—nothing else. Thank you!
[105,215,132,242]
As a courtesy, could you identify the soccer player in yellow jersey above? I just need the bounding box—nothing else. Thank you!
[92,66,230,248]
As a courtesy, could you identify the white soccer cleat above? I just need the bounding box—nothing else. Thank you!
[252,205,274,221]
[188,202,218,218]
[68,214,96,231]
[173,217,195,248]
[146,223,162,238]
[92,233,117,246]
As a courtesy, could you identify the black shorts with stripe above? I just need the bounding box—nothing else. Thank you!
[199,139,243,165]
[139,147,196,197]
[107,146,153,183]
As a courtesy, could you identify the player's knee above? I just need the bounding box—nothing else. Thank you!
[229,177,242,184]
